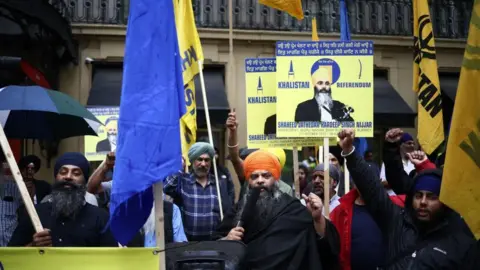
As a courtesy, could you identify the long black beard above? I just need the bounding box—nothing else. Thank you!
[234,184,283,231]
[51,181,86,219]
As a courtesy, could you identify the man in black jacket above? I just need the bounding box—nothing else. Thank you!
[337,128,477,270]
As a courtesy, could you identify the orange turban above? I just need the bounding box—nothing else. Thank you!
[243,150,281,181]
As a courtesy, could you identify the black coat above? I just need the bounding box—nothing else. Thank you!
[294,98,354,122]
[345,151,477,270]
[214,193,340,270]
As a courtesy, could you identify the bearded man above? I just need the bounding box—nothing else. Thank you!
[295,59,354,123]
[164,142,232,241]
[8,152,117,247]
[214,150,340,270]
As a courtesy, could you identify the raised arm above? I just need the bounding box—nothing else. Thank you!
[382,128,413,194]
[226,109,245,184]
[338,129,400,230]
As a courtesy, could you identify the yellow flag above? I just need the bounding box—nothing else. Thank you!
[174,0,204,83]
[412,0,444,154]
[174,0,204,160]
[312,18,319,41]
[441,0,480,240]
[259,0,304,20]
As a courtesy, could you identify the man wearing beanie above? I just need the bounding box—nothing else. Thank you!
[164,142,232,241]
[337,128,477,269]
[215,150,340,270]
[380,130,416,187]
[8,152,117,247]
[300,163,341,214]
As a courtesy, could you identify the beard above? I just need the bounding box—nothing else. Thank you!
[314,87,333,110]
[108,134,117,145]
[193,165,209,177]
[51,180,86,219]
[234,182,283,230]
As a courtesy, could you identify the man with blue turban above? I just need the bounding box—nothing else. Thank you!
[295,59,354,123]
[9,152,117,247]
[164,142,232,241]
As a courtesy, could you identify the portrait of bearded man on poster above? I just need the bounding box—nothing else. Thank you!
[294,59,354,123]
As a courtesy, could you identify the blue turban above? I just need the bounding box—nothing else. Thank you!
[414,174,441,196]
[188,142,215,163]
[313,163,341,182]
[401,133,414,143]
[54,152,90,179]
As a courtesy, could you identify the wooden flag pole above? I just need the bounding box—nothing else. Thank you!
[154,182,166,270]
[292,146,300,199]
[198,60,224,220]
[0,124,43,232]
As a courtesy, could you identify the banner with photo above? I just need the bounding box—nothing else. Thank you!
[275,41,374,138]
[84,107,119,161]
[245,58,336,148]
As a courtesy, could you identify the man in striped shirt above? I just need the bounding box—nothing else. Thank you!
[0,155,22,247]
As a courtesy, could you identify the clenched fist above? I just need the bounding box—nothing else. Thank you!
[406,150,427,165]
[385,128,404,143]
[226,108,238,132]
[302,193,324,222]
[338,129,355,154]
[32,229,52,247]
[224,226,244,241]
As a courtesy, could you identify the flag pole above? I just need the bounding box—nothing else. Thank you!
[228,0,235,94]
[154,182,166,270]
[0,124,43,232]
[198,60,224,220]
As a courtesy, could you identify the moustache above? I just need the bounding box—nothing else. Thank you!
[315,87,331,94]
[53,180,82,191]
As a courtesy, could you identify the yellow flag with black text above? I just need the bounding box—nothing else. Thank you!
[441,0,480,240]
[412,0,444,154]
[173,0,204,161]
[259,0,304,20]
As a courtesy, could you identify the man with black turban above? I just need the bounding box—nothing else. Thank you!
[164,142,233,241]
[18,155,51,204]
[9,152,117,247]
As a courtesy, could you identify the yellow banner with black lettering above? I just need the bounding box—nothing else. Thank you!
[0,248,159,270]
[412,0,444,154]
[441,0,480,240]
[174,0,204,161]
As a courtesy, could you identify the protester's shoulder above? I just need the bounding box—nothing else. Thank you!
[35,179,52,189]
[84,203,110,218]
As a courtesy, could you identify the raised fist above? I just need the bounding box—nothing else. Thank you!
[338,129,355,154]
[226,108,238,131]
[406,150,427,165]
[385,128,404,143]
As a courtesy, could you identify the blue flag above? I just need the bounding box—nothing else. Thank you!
[109,0,186,245]
[339,0,351,41]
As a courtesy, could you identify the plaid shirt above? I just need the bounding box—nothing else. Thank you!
[164,172,222,241]
[0,175,22,246]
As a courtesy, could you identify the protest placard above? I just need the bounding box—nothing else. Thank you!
[84,107,119,161]
[275,41,374,138]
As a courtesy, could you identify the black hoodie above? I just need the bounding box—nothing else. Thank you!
[345,149,477,270]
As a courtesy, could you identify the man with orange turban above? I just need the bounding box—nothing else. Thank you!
[214,150,340,270]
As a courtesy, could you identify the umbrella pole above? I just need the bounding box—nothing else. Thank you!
[0,125,43,232]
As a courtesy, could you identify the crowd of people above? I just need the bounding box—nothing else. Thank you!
[0,111,479,270]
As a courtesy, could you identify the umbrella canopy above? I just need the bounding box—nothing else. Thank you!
[0,85,102,140]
